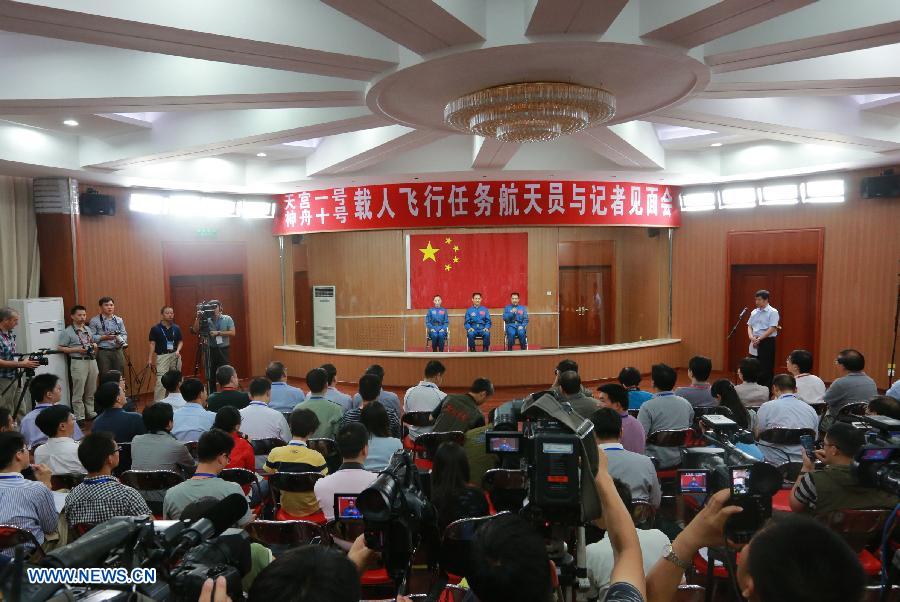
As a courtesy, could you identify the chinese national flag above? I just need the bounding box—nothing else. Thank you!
[408,233,528,309]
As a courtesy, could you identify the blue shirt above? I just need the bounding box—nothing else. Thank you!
[91,407,145,443]
[748,304,779,338]
[502,304,529,328]
[0,474,58,551]
[887,379,900,401]
[464,306,492,331]
[269,381,305,412]
[88,314,128,349]
[363,436,404,472]
[20,403,84,448]
[626,388,653,410]
[324,386,354,412]
[172,403,216,442]
[206,314,235,348]
[351,389,402,416]
[425,307,449,332]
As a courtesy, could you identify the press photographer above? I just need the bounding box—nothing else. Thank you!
[57,305,99,422]
[0,307,40,417]
[192,301,235,393]
[88,297,128,376]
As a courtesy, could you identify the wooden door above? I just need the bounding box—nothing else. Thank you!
[727,265,817,373]
[559,266,613,346]
[170,274,249,382]
[293,271,312,346]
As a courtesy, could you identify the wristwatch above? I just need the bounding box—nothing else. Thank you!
[663,544,692,572]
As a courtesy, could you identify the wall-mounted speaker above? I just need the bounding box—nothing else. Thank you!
[79,188,116,216]
[860,174,900,199]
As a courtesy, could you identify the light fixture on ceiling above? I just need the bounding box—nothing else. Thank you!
[444,82,615,143]
[63,119,79,127]
[710,142,723,147]
[256,152,267,157]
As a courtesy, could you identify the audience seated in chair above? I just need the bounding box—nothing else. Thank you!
[597,383,646,454]
[131,402,196,477]
[638,364,694,469]
[246,541,368,602]
[359,402,403,472]
[265,361,305,413]
[91,381,146,443]
[264,408,328,519]
[213,406,257,494]
[710,379,764,461]
[619,366,654,411]
[431,441,490,531]
[206,365,250,412]
[240,378,292,443]
[20,373,84,448]
[735,357,770,407]
[674,356,717,409]
[171,378,216,443]
[62,432,150,527]
[824,349,878,417]
[756,373,819,465]
[294,368,344,439]
[403,360,447,440]
[162,429,254,525]
[592,408,660,508]
[34,404,85,475]
[786,349,826,405]
[867,395,900,420]
[790,422,897,514]
[158,369,186,410]
[0,408,15,433]
[340,373,402,439]
[558,370,599,421]
[0,431,58,556]
[351,364,402,415]
[432,378,493,434]
[318,363,353,412]
[313,422,377,521]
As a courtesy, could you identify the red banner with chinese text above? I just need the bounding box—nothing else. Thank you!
[407,233,527,309]
[272,180,680,235]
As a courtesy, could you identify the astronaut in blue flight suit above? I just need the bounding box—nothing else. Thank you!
[502,292,529,350]
[425,294,449,352]
[464,292,491,352]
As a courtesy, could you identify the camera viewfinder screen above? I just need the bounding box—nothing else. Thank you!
[335,494,362,519]
[679,471,708,493]
[489,437,520,453]
[861,448,893,461]
[731,468,751,495]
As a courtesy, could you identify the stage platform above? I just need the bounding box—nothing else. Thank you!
[273,338,683,389]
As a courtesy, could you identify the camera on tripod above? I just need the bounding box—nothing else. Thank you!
[848,414,900,496]
[12,348,60,371]
[195,300,219,336]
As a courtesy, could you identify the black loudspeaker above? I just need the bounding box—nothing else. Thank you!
[860,174,900,199]
[79,189,116,216]
[647,227,660,238]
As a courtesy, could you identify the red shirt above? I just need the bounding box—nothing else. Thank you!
[227,431,256,493]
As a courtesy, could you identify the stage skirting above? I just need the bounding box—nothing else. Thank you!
[273,338,682,388]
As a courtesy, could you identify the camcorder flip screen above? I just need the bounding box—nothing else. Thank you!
[484,431,523,454]
[678,469,709,494]
[335,494,362,519]
[860,448,894,461]
[730,467,751,497]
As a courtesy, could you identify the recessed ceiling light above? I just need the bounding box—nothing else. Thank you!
[63,119,79,127]
[256,152,267,157]
[710,142,723,147]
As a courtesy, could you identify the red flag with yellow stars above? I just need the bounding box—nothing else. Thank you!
[407,233,528,309]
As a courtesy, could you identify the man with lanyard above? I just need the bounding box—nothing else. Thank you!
[57,305,99,422]
[192,300,235,393]
[502,292,529,351]
[747,289,780,389]
[403,360,447,440]
[147,306,184,402]
[425,294,449,352]
[0,308,40,417]
[464,292,492,352]
[89,296,128,377]
[756,373,818,465]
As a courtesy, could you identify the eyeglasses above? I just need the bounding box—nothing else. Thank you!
[113,446,122,453]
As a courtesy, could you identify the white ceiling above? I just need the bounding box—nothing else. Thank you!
[1,0,899,193]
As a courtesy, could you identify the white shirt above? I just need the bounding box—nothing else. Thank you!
[239,401,291,443]
[795,374,826,405]
[314,465,378,520]
[756,394,819,465]
[586,528,670,599]
[403,381,447,439]
[161,392,187,410]
[34,437,86,475]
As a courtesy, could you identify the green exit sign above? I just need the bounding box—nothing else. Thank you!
[196,228,218,239]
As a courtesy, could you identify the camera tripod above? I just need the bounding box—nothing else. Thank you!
[2,366,39,419]
[191,333,215,393]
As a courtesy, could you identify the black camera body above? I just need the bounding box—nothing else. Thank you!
[195,300,219,335]
[170,532,250,602]
[852,444,900,496]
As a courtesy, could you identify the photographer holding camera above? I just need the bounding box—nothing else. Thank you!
[57,304,99,422]
[88,296,128,376]
[0,307,40,417]
[192,301,235,393]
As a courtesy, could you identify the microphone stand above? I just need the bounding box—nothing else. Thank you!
[727,308,747,340]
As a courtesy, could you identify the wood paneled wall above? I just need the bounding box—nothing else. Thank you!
[672,167,900,389]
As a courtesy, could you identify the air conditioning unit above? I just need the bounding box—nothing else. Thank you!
[6,297,70,410]
[312,286,336,348]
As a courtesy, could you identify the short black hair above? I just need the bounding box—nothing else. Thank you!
[597,383,628,409]
[213,406,242,433]
[739,357,762,383]
[470,378,494,396]
[510,292,520,298]
[180,378,205,402]
[143,402,174,432]
[651,363,677,391]
[95,381,121,410]
[688,356,712,381]
[772,373,796,392]
[289,408,320,438]
[265,362,286,382]
[747,514,864,602]
[837,349,865,371]
[358,373,381,402]
[160,305,173,314]
[215,365,236,387]
[99,370,122,386]
[365,364,385,379]
[69,304,87,315]
[247,545,360,602]
[197,428,235,463]
[161,370,182,393]
[825,422,866,457]
[35,404,72,438]
[98,296,114,306]
[472,292,483,298]
[618,367,642,388]
[868,396,900,420]
[306,368,328,394]
[335,422,368,459]
[78,431,117,473]
[0,431,25,469]
[754,290,770,300]
[424,360,446,378]
[788,349,814,374]
[612,478,633,513]
[0,408,11,429]
[558,370,582,395]
[320,363,337,384]
[29,373,59,404]
[467,513,553,602]
[360,401,390,438]
[249,377,272,398]
[591,407,622,440]
[556,359,578,374]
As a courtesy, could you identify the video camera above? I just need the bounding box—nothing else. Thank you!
[357,450,438,587]
[11,349,62,375]
[195,300,219,335]
[849,415,900,496]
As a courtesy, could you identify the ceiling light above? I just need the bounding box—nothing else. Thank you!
[710,142,723,147]
[63,119,79,127]
[444,82,615,143]
[256,152,267,157]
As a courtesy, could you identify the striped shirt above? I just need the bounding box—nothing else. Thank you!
[63,476,151,526]
[0,329,17,379]
[0,473,58,553]
[340,405,402,439]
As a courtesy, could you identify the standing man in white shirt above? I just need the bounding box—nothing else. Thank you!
[403,360,447,440]
[34,404,85,474]
[786,349,826,405]
[747,290,780,389]
[239,378,291,443]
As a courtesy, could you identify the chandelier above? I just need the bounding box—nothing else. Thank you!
[443,82,616,143]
